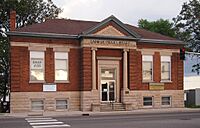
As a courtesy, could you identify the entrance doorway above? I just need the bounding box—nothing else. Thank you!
[100,68,116,102]
[101,80,115,101]
[98,60,120,103]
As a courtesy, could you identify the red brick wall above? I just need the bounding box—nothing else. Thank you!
[128,48,183,91]
[129,49,138,90]
[96,49,122,57]
[10,36,184,92]
[10,36,80,46]
[10,46,21,92]
[11,42,81,92]
[137,43,182,49]
[153,52,161,83]
[81,47,92,91]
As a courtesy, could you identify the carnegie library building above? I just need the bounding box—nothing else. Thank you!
[8,11,184,113]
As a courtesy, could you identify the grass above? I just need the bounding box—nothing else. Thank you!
[186,104,200,108]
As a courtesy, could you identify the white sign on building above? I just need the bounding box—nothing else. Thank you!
[31,59,43,69]
[43,83,57,92]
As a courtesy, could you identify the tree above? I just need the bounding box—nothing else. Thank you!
[0,0,61,111]
[138,19,176,38]
[0,38,9,104]
[173,0,200,74]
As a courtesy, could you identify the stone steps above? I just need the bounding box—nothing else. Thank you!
[100,103,125,111]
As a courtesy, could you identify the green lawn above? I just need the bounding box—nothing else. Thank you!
[186,105,200,108]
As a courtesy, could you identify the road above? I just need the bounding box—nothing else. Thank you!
[1,112,200,128]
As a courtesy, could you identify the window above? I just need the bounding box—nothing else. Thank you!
[30,51,44,81]
[55,52,68,81]
[31,100,44,110]
[162,96,171,106]
[56,100,68,109]
[161,56,171,81]
[143,97,153,106]
[142,55,153,81]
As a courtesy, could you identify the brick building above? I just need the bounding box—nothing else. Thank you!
[8,11,184,113]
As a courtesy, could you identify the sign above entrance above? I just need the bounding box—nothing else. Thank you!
[82,39,136,49]
[101,71,113,78]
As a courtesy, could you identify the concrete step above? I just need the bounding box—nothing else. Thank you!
[100,103,126,111]
[28,111,43,116]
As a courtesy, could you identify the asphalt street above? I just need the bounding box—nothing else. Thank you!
[1,111,200,128]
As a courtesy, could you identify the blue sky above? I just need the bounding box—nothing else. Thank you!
[184,55,200,90]
[185,55,200,77]
[53,0,188,25]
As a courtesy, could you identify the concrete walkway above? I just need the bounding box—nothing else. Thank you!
[1,108,200,118]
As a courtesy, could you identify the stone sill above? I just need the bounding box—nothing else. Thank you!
[142,81,154,84]
[160,81,172,83]
[29,81,46,84]
[54,80,70,84]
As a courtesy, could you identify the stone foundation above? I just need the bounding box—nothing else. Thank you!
[10,90,184,113]
[81,90,100,111]
[123,90,184,110]
[10,92,80,113]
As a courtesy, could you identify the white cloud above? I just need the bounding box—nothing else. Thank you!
[54,0,189,25]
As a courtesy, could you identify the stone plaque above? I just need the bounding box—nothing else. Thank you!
[149,83,164,90]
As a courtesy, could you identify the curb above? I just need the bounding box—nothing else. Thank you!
[1,108,200,118]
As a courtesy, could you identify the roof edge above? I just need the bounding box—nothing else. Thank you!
[139,38,185,45]
[7,31,185,45]
[79,34,139,41]
[7,31,78,39]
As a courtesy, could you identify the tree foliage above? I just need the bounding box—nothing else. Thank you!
[0,0,61,106]
[0,0,62,30]
[0,37,9,103]
[173,0,200,74]
[138,19,176,38]
[173,0,200,52]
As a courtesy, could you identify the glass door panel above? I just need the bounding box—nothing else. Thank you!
[109,81,115,101]
[101,82,108,101]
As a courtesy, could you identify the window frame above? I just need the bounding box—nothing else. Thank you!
[29,51,45,83]
[143,96,153,107]
[142,55,153,82]
[31,99,44,111]
[56,99,68,110]
[54,52,69,83]
[161,96,171,107]
[161,56,171,82]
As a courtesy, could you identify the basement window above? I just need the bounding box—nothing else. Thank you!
[143,97,153,107]
[56,100,68,110]
[162,96,171,106]
[31,100,44,110]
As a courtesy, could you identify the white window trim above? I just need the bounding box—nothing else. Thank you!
[160,56,171,82]
[161,96,172,107]
[142,55,154,82]
[29,51,45,83]
[54,52,69,83]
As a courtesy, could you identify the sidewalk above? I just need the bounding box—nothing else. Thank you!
[1,108,200,118]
